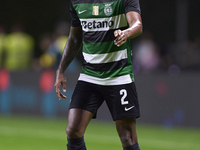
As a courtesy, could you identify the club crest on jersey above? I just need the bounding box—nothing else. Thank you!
[104,4,113,16]
[93,6,99,15]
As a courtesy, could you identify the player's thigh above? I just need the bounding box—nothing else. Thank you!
[115,117,138,146]
[67,81,104,137]
[67,108,93,129]
[115,117,137,135]
[67,108,93,138]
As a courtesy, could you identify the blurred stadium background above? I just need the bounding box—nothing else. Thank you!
[0,0,200,150]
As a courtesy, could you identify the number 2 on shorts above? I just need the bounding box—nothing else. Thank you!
[120,89,128,105]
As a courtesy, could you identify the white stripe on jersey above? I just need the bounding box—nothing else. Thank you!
[78,73,133,85]
[80,14,127,32]
[83,49,127,64]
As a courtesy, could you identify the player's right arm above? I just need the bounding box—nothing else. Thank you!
[54,26,82,100]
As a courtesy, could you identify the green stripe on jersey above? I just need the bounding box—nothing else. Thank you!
[81,65,134,81]
[82,41,128,54]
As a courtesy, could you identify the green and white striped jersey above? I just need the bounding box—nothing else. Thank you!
[70,0,141,85]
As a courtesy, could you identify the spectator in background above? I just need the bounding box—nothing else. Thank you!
[38,22,70,69]
[175,37,200,70]
[133,32,160,73]
[0,25,6,68]
[35,34,54,70]
[4,23,34,71]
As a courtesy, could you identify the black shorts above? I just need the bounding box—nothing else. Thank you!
[69,81,140,121]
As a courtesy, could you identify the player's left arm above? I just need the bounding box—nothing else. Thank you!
[114,12,143,47]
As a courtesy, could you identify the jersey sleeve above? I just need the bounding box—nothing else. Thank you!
[70,1,81,27]
[122,0,141,15]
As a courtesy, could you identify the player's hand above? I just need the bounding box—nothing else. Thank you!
[114,30,127,47]
[54,70,67,100]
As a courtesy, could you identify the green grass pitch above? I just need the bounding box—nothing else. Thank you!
[0,115,200,150]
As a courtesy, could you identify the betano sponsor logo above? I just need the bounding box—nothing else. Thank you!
[81,20,114,29]
[80,14,127,32]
